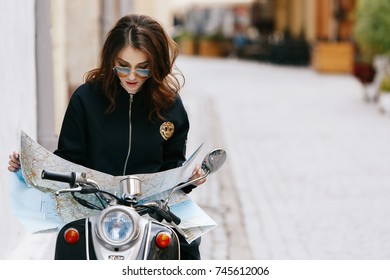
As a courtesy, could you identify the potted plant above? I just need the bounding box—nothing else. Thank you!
[173,32,196,55]
[353,44,377,101]
[312,40,354,73]
[354,0,390,59]
[378,74,390,113]
[353,44,376,85]
[353,0,390,101]
[198,32,228,57]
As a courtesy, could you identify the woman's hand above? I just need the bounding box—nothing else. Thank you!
[181,164,207,194]
[189,164,207,186]
[8,151,20,172]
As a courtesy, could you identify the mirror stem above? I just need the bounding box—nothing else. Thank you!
[164,170,210,207]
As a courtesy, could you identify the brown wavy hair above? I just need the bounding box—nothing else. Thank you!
[85,14,183,119]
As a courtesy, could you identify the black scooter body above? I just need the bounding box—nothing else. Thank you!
[55,218,180,260]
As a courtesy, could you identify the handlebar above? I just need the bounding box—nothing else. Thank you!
[41,170,77,187]
[41,170,182,225]
[167,210,181,225]
[136,201,181,225]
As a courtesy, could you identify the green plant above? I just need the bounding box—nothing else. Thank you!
[380,75,390,93]
[200,32,225,42]
[354,0,390,61]
[173,32,195,44]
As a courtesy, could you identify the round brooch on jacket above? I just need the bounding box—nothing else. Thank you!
[160,122,174,140]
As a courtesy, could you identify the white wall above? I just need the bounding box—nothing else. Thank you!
[51,0,68,135]
[0,0,37,258]
[66,0,101,91]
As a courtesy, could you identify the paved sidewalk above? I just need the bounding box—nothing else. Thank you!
[179,56,390,260]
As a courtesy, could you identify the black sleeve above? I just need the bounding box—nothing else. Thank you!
[53,89,90,167]
[160,96,190,171]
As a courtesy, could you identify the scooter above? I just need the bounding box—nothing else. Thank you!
[41,148,226,260]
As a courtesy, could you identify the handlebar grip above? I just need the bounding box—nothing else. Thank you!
[136,207,150,216]
[168,210,181,225]
[156,209,173,223]
[41,170,76,187]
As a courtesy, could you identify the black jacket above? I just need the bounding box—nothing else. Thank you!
[54,82,200,259]
[54,82,189,176]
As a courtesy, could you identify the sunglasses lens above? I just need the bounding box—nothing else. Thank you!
[135,69,151,78]
[114,67,129,78]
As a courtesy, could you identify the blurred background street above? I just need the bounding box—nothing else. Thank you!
[179,56,390,259]
[1,0,390,260]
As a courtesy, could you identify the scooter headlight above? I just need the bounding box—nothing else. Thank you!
[100,210,134,244]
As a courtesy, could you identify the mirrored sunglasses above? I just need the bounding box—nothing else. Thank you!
[113,66,151,79]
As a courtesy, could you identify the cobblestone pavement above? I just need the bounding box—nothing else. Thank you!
[179,56,390,260]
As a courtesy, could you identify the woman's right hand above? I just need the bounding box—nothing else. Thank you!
[8,151,20,172]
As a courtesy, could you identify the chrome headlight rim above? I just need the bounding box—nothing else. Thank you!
[96,206,140,246]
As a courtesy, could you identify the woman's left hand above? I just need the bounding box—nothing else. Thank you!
[181,164,207,194]
[189,164,206,186]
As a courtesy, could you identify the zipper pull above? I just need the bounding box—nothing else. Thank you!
[129,94,134,108]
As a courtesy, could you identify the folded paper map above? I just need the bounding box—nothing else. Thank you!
[10,130,216,243]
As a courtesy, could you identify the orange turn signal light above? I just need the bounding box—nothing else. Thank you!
[64,228,80,245]
[155,232,171,249]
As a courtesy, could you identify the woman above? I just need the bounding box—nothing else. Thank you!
[8,14,205,259]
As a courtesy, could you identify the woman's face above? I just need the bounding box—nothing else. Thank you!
[114,46,151,94]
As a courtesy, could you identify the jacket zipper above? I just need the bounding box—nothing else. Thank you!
[122,94,133,175]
